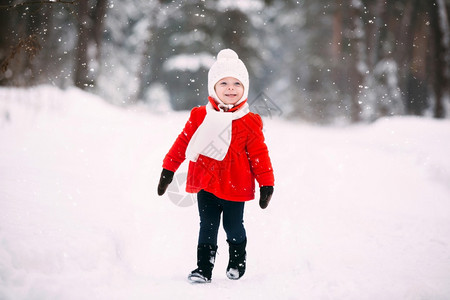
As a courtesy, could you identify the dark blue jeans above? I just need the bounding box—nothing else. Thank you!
[197,190,246,246]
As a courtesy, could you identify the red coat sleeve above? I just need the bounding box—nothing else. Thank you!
[162,107,206,172]
[245,114,275,187]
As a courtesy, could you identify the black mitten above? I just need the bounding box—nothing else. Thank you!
[157,168,174,196]
[259,186,274,209]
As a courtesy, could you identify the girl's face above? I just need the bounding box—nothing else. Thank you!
[214,77,244,105]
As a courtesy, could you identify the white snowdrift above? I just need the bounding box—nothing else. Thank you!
[1,86,449,300]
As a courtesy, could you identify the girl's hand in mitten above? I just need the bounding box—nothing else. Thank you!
[157,168,174,196]
[259,186,274,209]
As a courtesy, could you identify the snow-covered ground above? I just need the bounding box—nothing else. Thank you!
[1,86,450,300]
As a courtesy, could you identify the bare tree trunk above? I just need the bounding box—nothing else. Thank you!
[135,3,160,103]
[368,0,385,68]
[395,0,426,115]
[0,8,15,85]
[349,0,365,122]
[429,0,449,118]
[0,9,11,61]
[93,0,108,61]
[331,3,342,63]
[331,0,343,89]
[74,0,108,89]
[74,0,90,89]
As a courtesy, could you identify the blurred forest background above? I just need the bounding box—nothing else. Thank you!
[0,0,449,124]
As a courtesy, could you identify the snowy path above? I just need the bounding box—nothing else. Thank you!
[1,86,450,299]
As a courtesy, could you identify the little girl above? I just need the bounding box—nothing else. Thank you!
[157,49,275,283]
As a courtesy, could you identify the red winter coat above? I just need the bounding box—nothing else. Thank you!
[163,104,274,201]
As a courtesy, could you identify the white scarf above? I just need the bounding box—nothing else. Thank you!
[185,102,250,162]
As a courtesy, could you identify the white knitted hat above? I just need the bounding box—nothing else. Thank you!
[208,49,249,106]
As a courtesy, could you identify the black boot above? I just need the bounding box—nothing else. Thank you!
[226,238,247,280]
[188,244,217,283]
